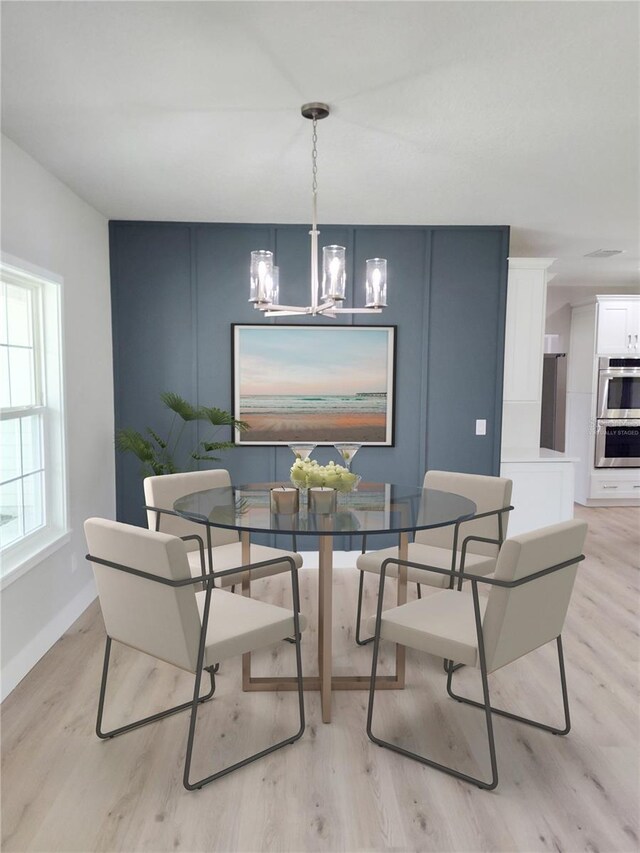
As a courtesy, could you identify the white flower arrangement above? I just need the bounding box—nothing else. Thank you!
[290,458,360,492]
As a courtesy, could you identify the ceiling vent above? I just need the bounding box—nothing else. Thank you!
[584,249,624,258]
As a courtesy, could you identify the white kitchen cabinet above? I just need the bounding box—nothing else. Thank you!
[567,295,640,507]
[590,470,640,500]
[501,448,577,536]
[596,296,640,355]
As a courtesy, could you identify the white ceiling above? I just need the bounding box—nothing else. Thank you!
[2,1,639,287]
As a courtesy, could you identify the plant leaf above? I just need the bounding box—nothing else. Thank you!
[200,441,235,453]
[161,392,200,421]
[115,428,155,463]
[198,406,234,426]
[147,428,167,449]
[199,406,249,432]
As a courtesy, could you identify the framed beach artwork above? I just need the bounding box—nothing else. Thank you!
[232,324,396,445]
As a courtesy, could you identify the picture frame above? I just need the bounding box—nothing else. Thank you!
[232,324,396,446]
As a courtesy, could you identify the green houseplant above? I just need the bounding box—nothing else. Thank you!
[115,392,248,477]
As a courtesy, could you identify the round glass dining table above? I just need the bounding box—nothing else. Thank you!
[174,481,477,723]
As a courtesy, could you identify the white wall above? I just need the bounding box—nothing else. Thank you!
[1,135,115,700]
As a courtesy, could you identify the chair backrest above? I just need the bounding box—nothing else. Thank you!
[415,470,513,559]
[144,469,238,548]
[84,518,202,673]
[481,519,587,673]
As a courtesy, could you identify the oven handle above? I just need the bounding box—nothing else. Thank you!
[596,418,640,429]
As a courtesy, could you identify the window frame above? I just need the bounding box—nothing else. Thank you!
[0,255,69,588]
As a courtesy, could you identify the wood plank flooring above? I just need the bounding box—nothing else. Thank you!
[1,505,639,852]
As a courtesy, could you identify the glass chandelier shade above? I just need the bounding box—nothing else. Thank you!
[321,245,346,301]
[249,251,280,306]
[249,250,273,305]
[249,103,388,318]
[365,258,388,308]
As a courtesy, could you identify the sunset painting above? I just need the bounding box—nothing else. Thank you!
[233,325,396,445]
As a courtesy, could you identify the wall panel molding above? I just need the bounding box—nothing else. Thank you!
[110,222,509,532]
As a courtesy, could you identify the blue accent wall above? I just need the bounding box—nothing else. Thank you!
[110,221,509,546]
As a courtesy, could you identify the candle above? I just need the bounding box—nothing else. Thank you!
[372,268,381,305]
[270,487,300,514]
[330,256,340,294]
[308,487,337,514]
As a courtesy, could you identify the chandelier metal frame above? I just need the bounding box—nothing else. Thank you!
[249,102,387,318]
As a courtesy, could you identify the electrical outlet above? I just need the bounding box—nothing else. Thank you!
[475,419,487,436]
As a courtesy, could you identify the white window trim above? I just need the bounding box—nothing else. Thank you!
[0,253,69,586]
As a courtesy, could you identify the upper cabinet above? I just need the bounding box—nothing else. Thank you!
[596,296,640,355]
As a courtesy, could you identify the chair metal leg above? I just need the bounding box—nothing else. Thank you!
[355,571,375,646]
[183,588,306,790]
[96,637,216,740]
[446,635,571,736]
[416,583,422,599]
[368,577,498,790]
[366,628,498,789]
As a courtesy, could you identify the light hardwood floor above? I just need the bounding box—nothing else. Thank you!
[2,505,639,853]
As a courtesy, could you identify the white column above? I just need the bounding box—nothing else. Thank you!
[501,257,556,450]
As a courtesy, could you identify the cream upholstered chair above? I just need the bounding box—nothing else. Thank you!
[144,469,303,587]
[366,519,587,790]
[355,470,513,644]
[84,518,306,790]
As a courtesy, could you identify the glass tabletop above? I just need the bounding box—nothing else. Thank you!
[173,481,477,537]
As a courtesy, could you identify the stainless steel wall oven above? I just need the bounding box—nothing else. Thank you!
[595,358,640,468]
[597,357,640,419]
[595,419,640,468]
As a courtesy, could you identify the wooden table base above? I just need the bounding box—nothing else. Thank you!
[240,530,410,723]
[243,675,404,691]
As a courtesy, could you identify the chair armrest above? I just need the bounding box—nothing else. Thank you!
[85,552,301,604]
[454,505,513,545]
[86,551,303,627]
[143,503,182,532]
[454,534,503,590]
[379,553,585,590]
[180,534,206,579]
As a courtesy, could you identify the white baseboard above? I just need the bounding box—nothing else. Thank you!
[299,550,360,569]
[1,579,97,702]
[0,553,359,703]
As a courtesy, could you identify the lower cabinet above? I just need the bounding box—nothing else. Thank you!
[500,454,576,537]
[590,471,640,500]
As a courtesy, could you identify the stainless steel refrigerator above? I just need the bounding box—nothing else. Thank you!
[540,353,567,452]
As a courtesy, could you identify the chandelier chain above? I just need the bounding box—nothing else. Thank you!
[311,115,319,233]
[311,116,318,199]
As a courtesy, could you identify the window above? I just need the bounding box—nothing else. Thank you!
[0,256,67,584]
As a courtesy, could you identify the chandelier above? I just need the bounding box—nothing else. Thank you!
[249,103,388,317]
